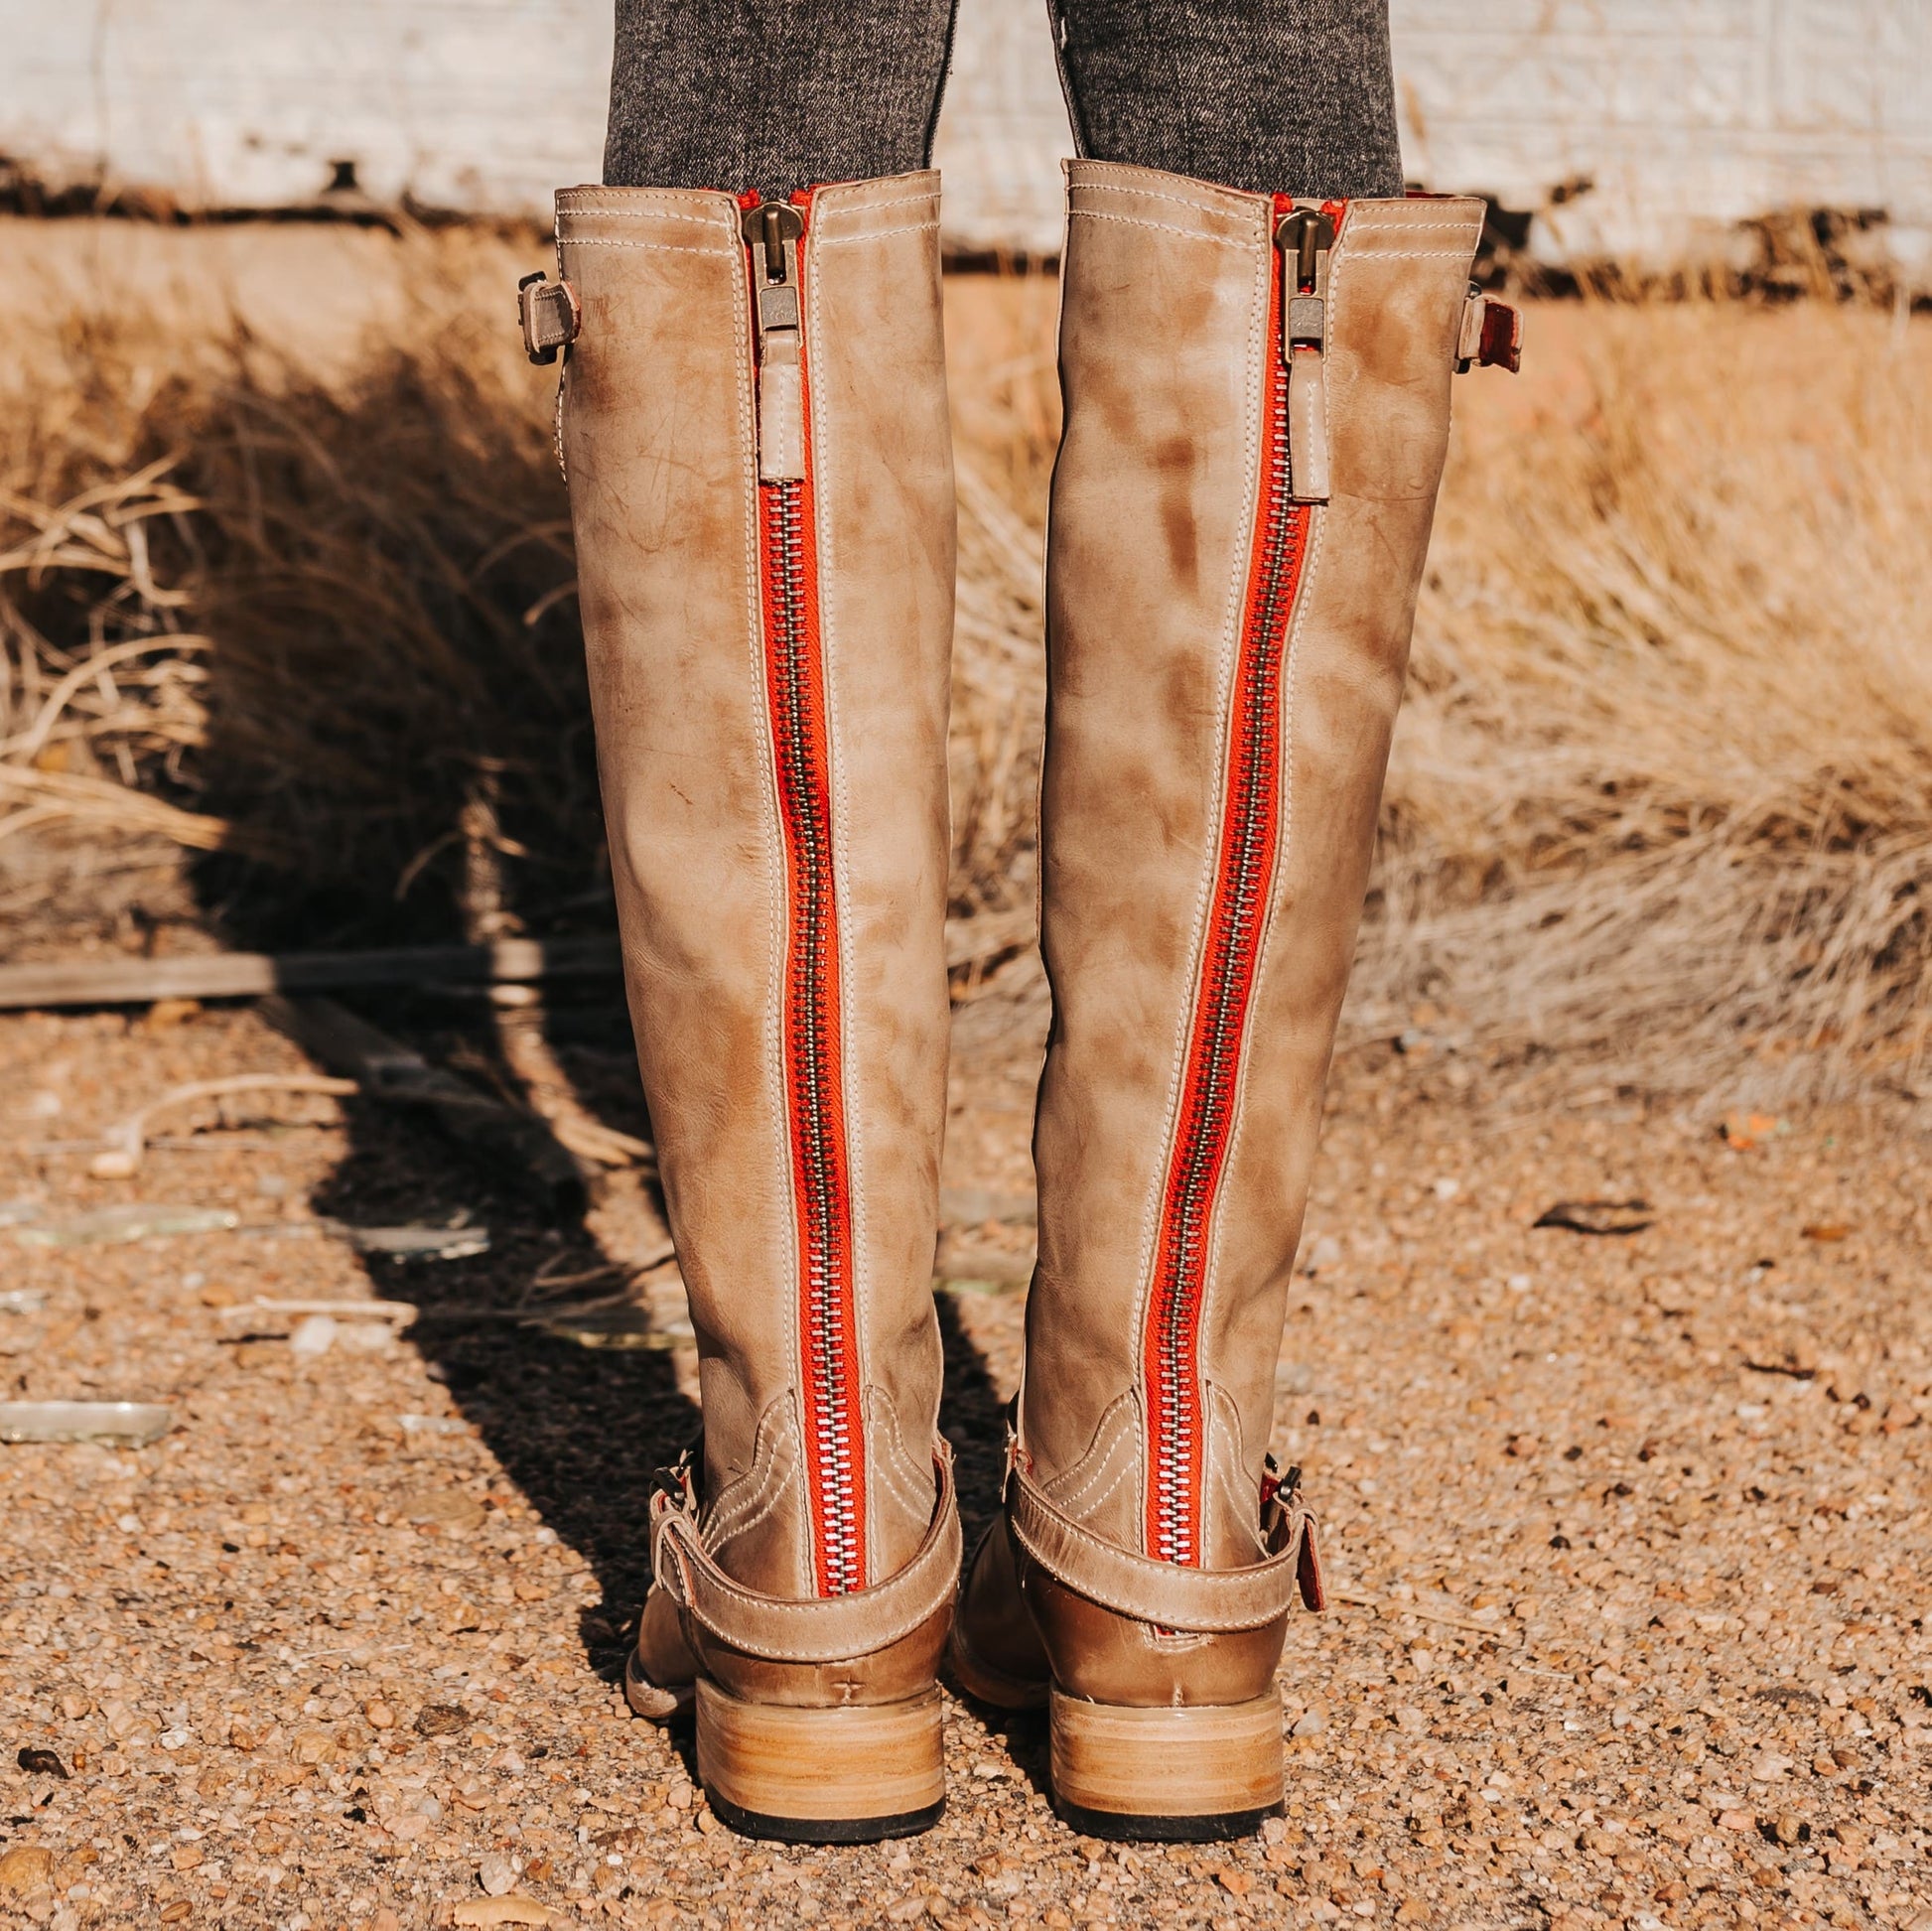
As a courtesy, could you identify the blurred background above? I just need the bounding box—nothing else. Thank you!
[6,0,1932,273]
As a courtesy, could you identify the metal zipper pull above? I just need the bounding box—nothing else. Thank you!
[1274,207,1335,504]
[742,202,807,483]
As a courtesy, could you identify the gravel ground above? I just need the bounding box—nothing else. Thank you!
[2,994,1929,1931]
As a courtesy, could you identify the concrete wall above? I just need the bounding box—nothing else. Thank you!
[3,0,1929,270]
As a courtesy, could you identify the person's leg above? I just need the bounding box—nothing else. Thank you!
[605,0,958,197]
[1050,0,1403,198]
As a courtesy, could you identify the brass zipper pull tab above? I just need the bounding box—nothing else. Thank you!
[1274,206,1335,504]
[742,201,808,483]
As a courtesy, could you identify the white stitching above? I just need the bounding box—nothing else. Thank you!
[813,193,940,221]
[557,238,734,257]
[556,187,732,207]
[1043,1421,1130,1516]
[683,1565,945,1616]
[1067,208,1251,248]
[1207,1396,1267,1561]
[703,1416,789,1543]
[814,218,942,245]
[554,204,732,227]
[874,1451,925,1523]
[1041,1398,1137,1513]
[707,1462,797,1558]
[874,1442,930,1525]
[868,1391,934,1525]
[1064,1450,1135,1528]
[704,1454,778,1543]
[1071,180,1259,221]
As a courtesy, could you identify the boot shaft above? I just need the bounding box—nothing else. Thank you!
[1026,164,1490,1568]
[552,174,957,1602]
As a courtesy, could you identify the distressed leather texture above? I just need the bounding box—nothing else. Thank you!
[554,174,957,1704]
[652,1444,962,1664]
[989,163,1480,1704]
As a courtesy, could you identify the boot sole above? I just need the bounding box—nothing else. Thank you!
[694,1678,945,1843]
[621,1650,694,1724]
[1048,1687,1283,1842]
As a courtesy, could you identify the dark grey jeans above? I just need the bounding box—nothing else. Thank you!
[606,0,1401,204]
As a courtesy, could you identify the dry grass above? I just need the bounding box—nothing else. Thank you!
[1372,302,1932,1102]
[2,224,1928,1100]
[1,235,594,948]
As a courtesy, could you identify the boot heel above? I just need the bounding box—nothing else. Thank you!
[1048,1687,1283,1841]
[694,1679,945,1844]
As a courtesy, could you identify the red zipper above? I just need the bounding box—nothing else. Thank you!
[1141,197,1341,1566]
[743,191,867,1595]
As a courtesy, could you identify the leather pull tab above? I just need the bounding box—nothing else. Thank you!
[1296,1513,1327,1612]
[1286,349,1331,504]
[757,352,806,483]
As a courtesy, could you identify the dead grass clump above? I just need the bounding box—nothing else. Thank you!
[1,248,1055,967]
[2,273,595,947]
[1366,301,1932,1100]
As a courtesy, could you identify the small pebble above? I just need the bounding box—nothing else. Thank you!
[288,1313,337,1356]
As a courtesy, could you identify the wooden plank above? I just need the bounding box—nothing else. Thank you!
[0,935,621,1013]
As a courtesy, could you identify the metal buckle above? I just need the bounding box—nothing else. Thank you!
[518,271,581,366]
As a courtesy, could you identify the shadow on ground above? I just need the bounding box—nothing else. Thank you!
[295,986,1018,1697]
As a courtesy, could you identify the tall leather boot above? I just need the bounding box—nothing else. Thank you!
[951,162,1519,1839]
[521,171,963,1842]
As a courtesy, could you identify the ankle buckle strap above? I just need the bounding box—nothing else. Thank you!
[650,1439,962,1663]
[1007,1463,1322,1632]
[518,272,582,365]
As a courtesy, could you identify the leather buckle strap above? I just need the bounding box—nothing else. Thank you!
[1456,288,1522,374]
[650,1440,962,1664]
[1007,1463,1322,1632]
[519,272,582,365]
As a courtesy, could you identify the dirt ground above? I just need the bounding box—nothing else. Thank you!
[1,979,1929,1931]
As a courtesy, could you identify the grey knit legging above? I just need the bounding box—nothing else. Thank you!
[606,0,1401,204]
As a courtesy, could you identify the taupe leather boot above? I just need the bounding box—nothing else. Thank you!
[521,172,962,1842]
[951,162,1519,1839]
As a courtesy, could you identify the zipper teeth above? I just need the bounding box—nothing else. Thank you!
[756,218,865,1596]
[1145,266,1311,1568]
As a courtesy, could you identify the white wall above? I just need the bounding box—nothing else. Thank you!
[2,0,1928,269]
[1393,0,1932,271]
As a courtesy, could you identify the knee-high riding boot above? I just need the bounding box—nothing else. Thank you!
[951,161,1519,1840]
[522,171,962,1842]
